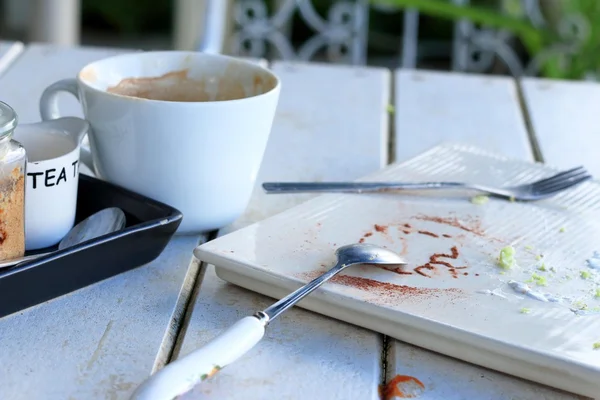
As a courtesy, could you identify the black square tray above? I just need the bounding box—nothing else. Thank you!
[0,174,183,318]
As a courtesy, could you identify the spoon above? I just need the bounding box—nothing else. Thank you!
[0,207,126,268]
[130,243,406,400]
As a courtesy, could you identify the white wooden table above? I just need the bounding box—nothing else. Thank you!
[0,41,594,400]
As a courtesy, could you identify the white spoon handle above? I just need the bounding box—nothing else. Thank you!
[130,316,266,400]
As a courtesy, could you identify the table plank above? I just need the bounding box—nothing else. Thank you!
[388,69,585,399]
[394,70,533,162]
[0,41,24,75]
[387,343,586,399]
[221,61,390,235]
[521,78,600,175]
[175,61,391,399]
[518,77,600,400]
[0,44,204,399]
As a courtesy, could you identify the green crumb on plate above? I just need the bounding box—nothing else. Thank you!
[594,342,600,350]
[595,288,600,299]
[531,273,548,286]
[498,246,516,269]
[537,264,547,272]
[535,254,543,261]
[581,270,592,279]
[520,307,531,314]
[573,300,588,310]
[470,195,489,205]
[524,245,533,250]
[559,227,566,233]
[386,104,395,113]
[509,196,516,202]
[550,266,557,273]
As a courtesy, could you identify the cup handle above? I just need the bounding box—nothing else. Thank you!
[39,79,95,175]
[39,78,80,121]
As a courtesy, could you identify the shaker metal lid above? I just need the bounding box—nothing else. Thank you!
[0,101,17,138]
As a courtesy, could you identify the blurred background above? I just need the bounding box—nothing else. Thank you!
[0,0,597,80]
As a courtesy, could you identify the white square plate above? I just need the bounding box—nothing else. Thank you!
[195,143,600,397]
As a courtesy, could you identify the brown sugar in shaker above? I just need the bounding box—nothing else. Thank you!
[0,101,26,260]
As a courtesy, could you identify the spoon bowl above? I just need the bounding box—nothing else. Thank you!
[335,243,406,268]
[58,207,126,250]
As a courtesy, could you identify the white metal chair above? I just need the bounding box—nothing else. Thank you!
[194,0,509,71]
[194,0,590,78]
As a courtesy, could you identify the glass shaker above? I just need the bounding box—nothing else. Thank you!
[0,101,26,260]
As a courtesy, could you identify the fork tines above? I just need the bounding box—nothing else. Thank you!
[532,166,592,195]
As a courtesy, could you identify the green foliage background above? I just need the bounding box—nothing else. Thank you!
[82,0,172,34]
[374,0,600,79]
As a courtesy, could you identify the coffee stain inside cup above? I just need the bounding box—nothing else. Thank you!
[107,66,277,103]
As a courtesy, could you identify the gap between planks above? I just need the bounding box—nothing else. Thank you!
[515,78,544,163]
[153,235,208,372]
[380,70,396,390]
[167,238,216,365]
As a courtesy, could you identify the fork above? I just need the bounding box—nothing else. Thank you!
[262,166,592,201]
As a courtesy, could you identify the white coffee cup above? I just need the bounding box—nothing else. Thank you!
[39,51,280,233]
[14,117,88,250]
